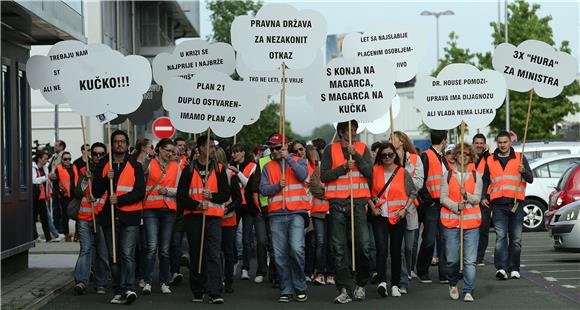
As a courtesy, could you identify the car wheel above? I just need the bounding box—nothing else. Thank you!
[522,199,547,232]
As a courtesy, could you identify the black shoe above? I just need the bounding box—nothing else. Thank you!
[418,275,432,283]
[124,291,137,305]
[295,290,307,302]
[370,272,379,284]
[225,284,234,294]
[209,295,224,304]
[192,293,204,303]
[74,283,86,295]
[278,294,291,303]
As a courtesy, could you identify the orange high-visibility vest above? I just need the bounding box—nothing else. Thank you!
[56,164,79,198]
[440,169,482,229]
[487,152,526,201]
[79,190,107,221]
[310,165,329,214]
[179,155,188,171]
[372,165,409,224]
[424,148,444,199]
[476,157,486,175]
[239,162,258,205]
[102,161,143,212]
[185,162,225,217]
[35,167,51,200]
[266,157,310,212]
[144,159,178,211]
[325,142,370,199]
[222,200,237,227]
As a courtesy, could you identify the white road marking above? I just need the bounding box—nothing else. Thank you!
[529,270,541,274]
[562,285,577,289]
[545,277,558,282]
[554,277,580,280]
[540,270,580,273]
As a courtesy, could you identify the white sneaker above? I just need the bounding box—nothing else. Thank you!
[142,283,152,295]
[377,282,388,297]
[138,279,146,288]
[161,284,172,294]
[254,275,264,283]
[510,271,521,279]
[391,285,401,297]
[353,285,366,301]
[399,287,408,294]
[495,269,508,280]
[411,271,418,279]
[449,286,459,300]
[464,292,474,302]
[241,269,250,280]
[110,294,124,304]
[51,234,65,242]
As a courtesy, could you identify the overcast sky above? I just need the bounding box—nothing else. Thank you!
[197,0,579,136]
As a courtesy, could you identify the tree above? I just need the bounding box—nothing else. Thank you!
[477,0,579,139]
[235,103,295,145]
[309,123,336,143]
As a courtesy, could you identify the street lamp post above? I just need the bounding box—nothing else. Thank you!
[421,10,455,66]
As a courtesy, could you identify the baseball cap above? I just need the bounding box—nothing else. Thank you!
[268,133,288,145]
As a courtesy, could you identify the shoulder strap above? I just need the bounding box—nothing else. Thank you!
[376,166,401,198]
[144,162,166,201]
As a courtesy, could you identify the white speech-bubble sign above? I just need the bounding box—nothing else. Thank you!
[415,63,506,130]
[59,50,152,116]
[492,40,577,98]
[236,52,323,96]
[333,95,401,134]
[231,3,327,70]
[162,70,265,137]
[342,21,425,83]
[152,39,235,85]
[306,57,397,123]
[26,40,114,105]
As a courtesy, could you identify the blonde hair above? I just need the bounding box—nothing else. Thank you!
[394,131,416,154]
[214,147,228,165]
[451,143,476,164]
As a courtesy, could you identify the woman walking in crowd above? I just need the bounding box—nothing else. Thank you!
[33,150,53,242]
[51,151,79,242]
[370,143,417,297]
[440,143,482,302]
[391,131,424,294]
[142,138,179,295]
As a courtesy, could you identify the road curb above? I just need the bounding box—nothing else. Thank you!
[25,277,75,310]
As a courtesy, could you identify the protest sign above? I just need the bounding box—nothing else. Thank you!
[152,39,235,85]
[59,50,152,116]
[492,39,577,98]
[26,40,113,105]
[342,21,425,83]
[415,63,506,130]
[231,3,327,70]
[162,70,264,137]
[306,56,397,123]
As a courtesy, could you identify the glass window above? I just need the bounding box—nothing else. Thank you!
[534,164,550,178]
[18,69,28,192]
[2,64,12,196]
[548,158,578,179]
[556,165,575,190]
[539,150,571,158]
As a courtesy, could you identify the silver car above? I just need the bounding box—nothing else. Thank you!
[549,200,580,251]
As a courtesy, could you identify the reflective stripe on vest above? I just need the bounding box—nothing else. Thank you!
[185,161,225,217]
[144,159,178,211]
[102,161,142,212]
[424,149,444,199]
[487,152,526,201]
[56,165,79,198]
[35,167,50,200]
[266,157,310,212]
[240,162,257,205]
[372,164,409,224]
[325,142,371,199]
[441,169,481,229]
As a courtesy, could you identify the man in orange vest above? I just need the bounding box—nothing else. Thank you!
[176,134,230,304]
[320,120,373,304]
[416,130,450,284]
[92,130,145,305]
[482,131,533,280]
[53,151,79,242]
[260,133,310,303]
[472,133,491,266]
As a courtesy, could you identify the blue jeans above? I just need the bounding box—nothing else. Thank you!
[493,203,524,272]
[46,203,60,237]
[400,228,419,289]
[170,231,185,274]
[242,214,268,276]
[445,228,479,294]
[143,208,176,285]
[103,224,140,294]
[269,214,307,295]
[74,220,108,288]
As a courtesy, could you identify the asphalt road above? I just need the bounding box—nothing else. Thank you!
[40,231,579,310]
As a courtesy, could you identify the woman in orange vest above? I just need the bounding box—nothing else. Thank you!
[304,144,333,286]
[54,151,79,242]
[32,150,53,242]
[229,143,264,283]
[141,138,179,295]
[370,143,417,298]
[440,143,482,302]
[391,131,424,294]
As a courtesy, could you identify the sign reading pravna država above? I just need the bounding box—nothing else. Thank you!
[152,39,235,85]
[342,21,425,83]
[231,3,327,70]
[26,40,113,105]
[492,40,577,98]
[236,52,323,97]
[415,63,506,130]
[162,70,265,137]
[306,57,397,123]
[59,49,152,116]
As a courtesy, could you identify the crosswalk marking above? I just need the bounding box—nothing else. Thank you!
[545,277,558,282]
[562,285,577,289]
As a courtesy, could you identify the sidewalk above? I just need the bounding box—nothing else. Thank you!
[1,241,79,310]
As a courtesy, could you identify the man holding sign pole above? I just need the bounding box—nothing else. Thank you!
[176,135,230,304]
[320,120,373,304]
[93,130,145,305]
[482,131,533,281]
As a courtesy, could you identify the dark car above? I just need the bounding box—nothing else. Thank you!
[545,161,580,229]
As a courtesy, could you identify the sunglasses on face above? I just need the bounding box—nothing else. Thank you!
[271,145,283,151]
[381,152,395,159]
[293,147,304,152]
[92,152,106,158]
[62,158,71,161]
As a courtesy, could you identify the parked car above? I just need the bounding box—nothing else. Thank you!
[522,154,580,232]
[545,161,580,229]
[513,140,580,161]
[548,200,580,252]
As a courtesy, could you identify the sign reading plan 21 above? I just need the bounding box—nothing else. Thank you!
[415,64,506,130]
[231,3,327,70]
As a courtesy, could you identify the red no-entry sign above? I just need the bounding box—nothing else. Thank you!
[152,117,175,139]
